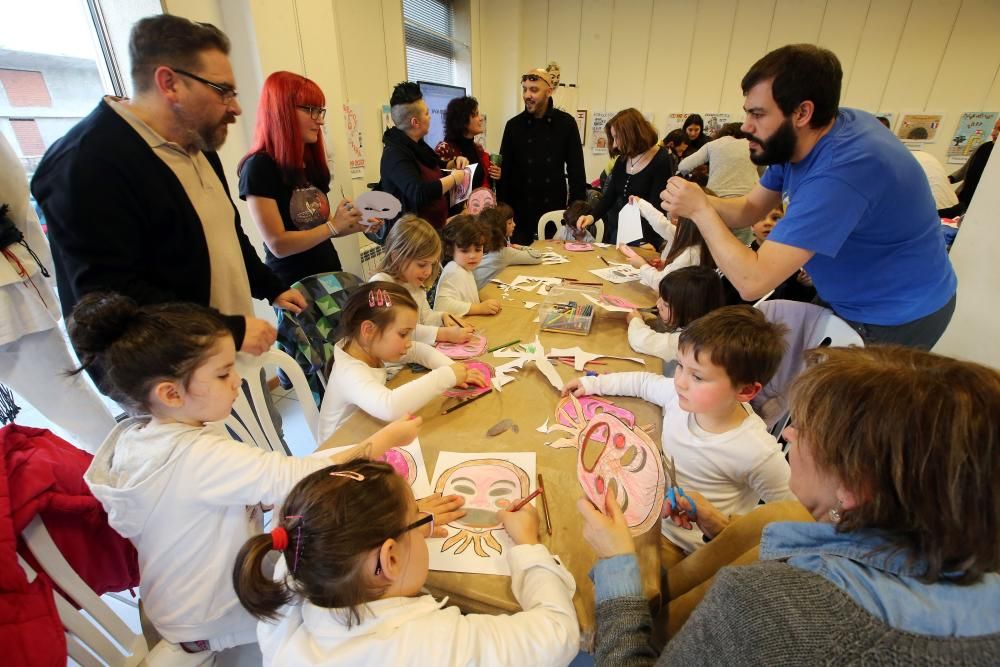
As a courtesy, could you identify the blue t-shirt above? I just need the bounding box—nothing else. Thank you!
[762,108,956,325]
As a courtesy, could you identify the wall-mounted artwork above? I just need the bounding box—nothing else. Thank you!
[427,451,536,575]
[549,394,664,535]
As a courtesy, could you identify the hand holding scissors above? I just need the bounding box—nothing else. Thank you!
[663,455,697,528]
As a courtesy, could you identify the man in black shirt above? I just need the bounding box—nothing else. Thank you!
[498,67,587,245]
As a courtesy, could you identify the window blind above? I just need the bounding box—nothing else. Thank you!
[403,0,459,85]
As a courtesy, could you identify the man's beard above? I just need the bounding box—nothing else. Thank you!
[173,102,231,151]
[745,117,797,165]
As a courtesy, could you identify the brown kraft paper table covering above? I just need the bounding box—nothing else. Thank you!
[318,241,664,647]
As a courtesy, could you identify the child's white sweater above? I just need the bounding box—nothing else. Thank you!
[578,372,794,553]
[318,339,455,439]
[434,261,480,316]
[635,197,701,291]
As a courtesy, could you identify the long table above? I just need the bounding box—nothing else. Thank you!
[319,241,663,646]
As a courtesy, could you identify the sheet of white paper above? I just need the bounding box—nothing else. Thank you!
[510,275,561,288]
[590,266,642,284]
[448,163,478,207]
[427,451,536,575]
[582,292,632,313]
[547,346,646,371]
[326,439,432,498]
[617,202,643,245]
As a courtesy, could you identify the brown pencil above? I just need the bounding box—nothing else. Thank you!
[537,473,552,535]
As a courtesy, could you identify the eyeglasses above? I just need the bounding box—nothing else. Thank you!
[297,105,327,121]
[172,68,238,104]
[374,512,434,575]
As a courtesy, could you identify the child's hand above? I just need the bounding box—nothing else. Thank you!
[627,195,644,206]
[438,326,473,344]
[626,309,643,325]
[578,493,636,559]
[369,414,422,458]
[498,502,539,545]
[417,493,466,537]
[480,299,502,315]
[561,378,589,397]
[459,366,488,388]
[649,258,665,270]
[626,255,648,269]
[662,490,729,539]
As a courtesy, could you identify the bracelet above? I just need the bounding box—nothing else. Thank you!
[326,220,339,238]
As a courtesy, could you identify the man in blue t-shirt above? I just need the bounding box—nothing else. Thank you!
[661,44,956,349]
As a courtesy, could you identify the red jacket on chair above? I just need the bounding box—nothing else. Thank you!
[0,424,140,666]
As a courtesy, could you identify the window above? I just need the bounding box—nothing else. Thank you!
[403,0,470,88]
[0,70,52,107]
[9,119,45,156]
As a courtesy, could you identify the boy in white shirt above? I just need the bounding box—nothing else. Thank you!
[563,305,794,564]
[433,215,502,317]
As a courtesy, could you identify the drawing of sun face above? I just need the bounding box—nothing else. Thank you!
[433,458,530,557]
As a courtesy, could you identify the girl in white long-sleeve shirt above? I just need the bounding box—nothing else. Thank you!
[620,196,715,292]
[235,459,579,667]
[625,265,726,364]
[563,306,794,556]
[369,215,473,346]
[434,215,502,316]
[71,292,419,657]
[318,282,487,439]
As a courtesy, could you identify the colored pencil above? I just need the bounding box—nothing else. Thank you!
[487,339,520,353]
[441,390,490,414]
[510,487,543,512]
[538,473,552,534]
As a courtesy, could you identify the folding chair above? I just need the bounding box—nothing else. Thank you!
[537,210,564,241]
[225,349,320,455]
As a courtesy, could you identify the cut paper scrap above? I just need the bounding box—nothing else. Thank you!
[326,439,432,499]
[510,275,562,288]
[547,393,664,536]
[491,337,565,391]
[537,283,552,297]
[564,242,593,252]
[427,451,537,575]
[594,242,612,248]
[547,346,645,372]
[442,361,493,398]
[536,418,550,433]
[616,202,643,245]
[436,333,487,360]
[540,251,570,265]
[590,265,641,284]
[523,301,539,309]
[581,292,631,314]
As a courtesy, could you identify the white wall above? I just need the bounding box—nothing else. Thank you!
[475,0,1000,181]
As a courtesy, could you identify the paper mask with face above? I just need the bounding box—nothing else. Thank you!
[379,447,417,485]
[355,191,402,220]
[467,187,496,215]
[436,333,487,360]
[433,458,530,557]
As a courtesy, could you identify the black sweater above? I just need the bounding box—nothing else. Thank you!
[31,100,285,348]
[593,149,674,244]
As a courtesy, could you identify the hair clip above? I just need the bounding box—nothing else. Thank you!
[368,288,392,308]
[329,470,366,481]
[286,515,305,573]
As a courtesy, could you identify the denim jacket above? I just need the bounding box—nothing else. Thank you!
[760,521,1000,638]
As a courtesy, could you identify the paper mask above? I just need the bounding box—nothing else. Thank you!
[355,191,402,220]
[549,394,664,535]
[467,187,496,215]
[436,333,487,360]
[443,361,493,398]
[564,242,593,252]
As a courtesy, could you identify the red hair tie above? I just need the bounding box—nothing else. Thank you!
[271,526,289,551]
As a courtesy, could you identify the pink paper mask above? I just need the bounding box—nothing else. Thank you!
[436,333,487,360]
[467,187,496,215]
[564,242,593,252]
[379,447,417,485]
[443,361,493,398]
[556,395,635,441]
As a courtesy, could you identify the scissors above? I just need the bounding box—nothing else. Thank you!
[664,455,697,519]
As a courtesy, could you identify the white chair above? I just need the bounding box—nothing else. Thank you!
[752,300,863,448]
[18,516,150,667]
[225,349,320,455]
[536,209,564,240]
[536,210,604,242]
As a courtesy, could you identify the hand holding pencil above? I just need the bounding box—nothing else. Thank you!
[498,500,539,545]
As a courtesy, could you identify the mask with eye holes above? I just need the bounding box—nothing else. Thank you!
[355,191,402,221]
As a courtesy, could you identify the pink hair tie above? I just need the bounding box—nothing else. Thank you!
[271,526,289,551]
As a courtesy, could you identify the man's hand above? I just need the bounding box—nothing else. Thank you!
[273,289,306,313]
[241,317,277,355]
[660,176,710,220]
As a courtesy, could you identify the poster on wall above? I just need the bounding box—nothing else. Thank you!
[895,113,944,143]
[380,104,393,132]
[343,103,365,179]
[575,110,587,145]
[590,112,614,154]
[702,113,731,137]
[662,113,688,135]
[947,111,999,164]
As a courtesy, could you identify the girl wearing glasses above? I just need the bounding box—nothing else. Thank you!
[234,460,579,666]
[238,71,374,286]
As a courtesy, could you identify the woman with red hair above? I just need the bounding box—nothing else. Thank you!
[238,71,370,285]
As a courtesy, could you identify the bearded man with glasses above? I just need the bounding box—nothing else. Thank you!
[32,14,306,387]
